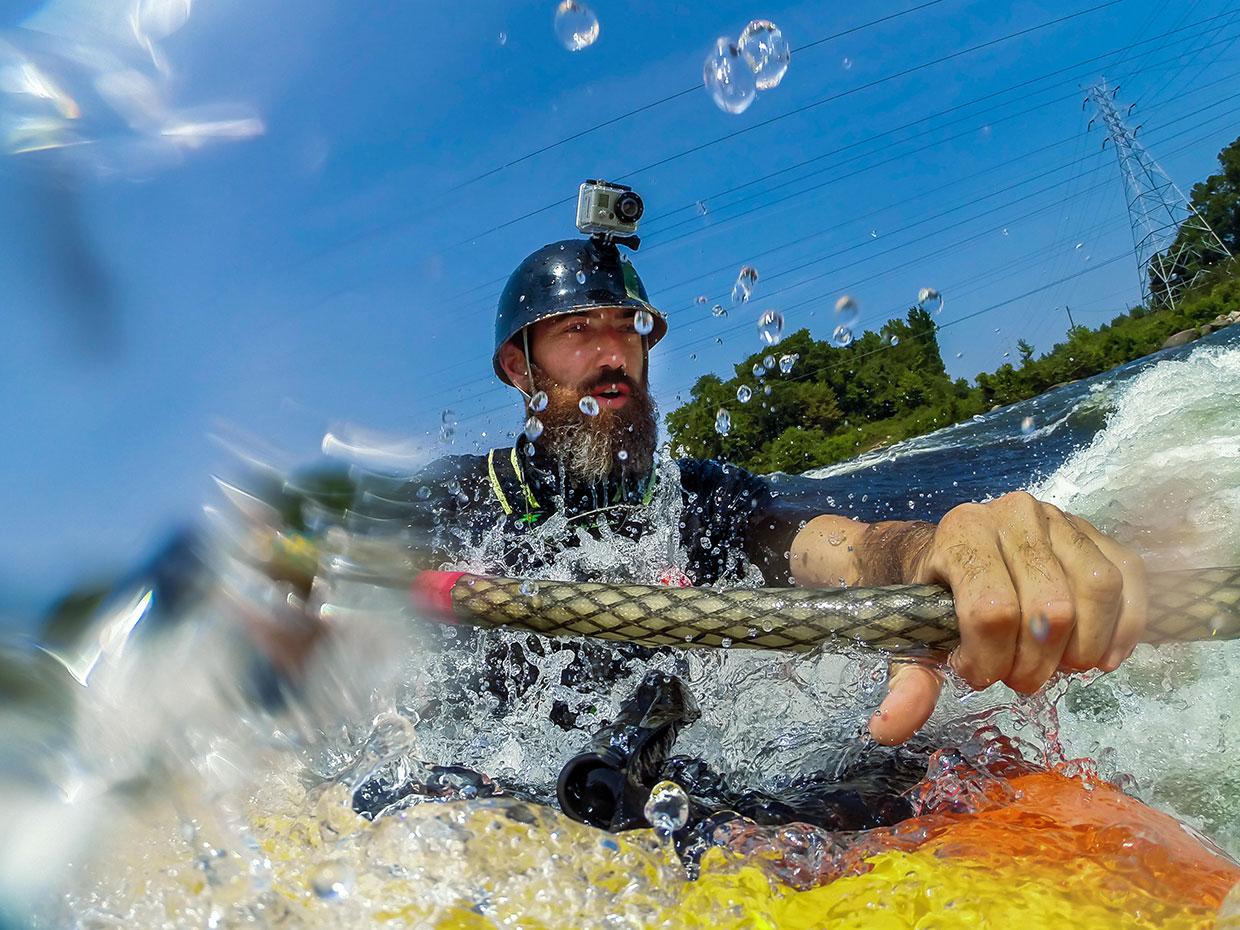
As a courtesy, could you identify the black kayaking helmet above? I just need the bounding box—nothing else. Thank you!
[493,238,668,388]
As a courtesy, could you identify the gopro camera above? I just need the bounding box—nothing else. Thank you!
[576,180,644,240]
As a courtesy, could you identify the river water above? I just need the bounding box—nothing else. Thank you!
[1,326,1238,928]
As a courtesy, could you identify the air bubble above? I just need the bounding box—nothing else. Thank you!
[310,861,354,900]
[842,57,853,69]
[696,200,708,216]
[918,287,943,314]
[737,20,790,90]
[757,309,784,345]
[763,355,776,370]
[618,450,628,461]
[752,363,764,377]
[579,396,600,416]
[732,265,759,303]
[889,335,899,346]
[1029,614,1050,641]
[834,295,860,328]
[703,38,757,114]
[779,354,797,374]
[575,270,587,284]
[520,580,540,597]
[1021,416,1035,436]
[737,385,752,403]
[634,309,654,335]
[529,390,548,412]
[712,304,727,318]
[554,1,599,51]
[523,416,544,441]
[643,781,690,837]
[830,325,853,348]
[715,408,731,436]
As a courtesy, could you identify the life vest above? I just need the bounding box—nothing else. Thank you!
[483,448,686,585]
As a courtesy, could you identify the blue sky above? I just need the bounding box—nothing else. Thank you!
[2,0,1238,623]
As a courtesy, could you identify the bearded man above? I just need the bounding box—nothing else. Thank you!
[353,236,1147,747]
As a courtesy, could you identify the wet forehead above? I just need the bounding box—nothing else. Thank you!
[535,305,636,331]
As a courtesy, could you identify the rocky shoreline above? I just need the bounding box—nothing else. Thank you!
[1161,308,1240,349]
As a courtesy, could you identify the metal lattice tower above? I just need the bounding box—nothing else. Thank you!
[1089,78,1231,308]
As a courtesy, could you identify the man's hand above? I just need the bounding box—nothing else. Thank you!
[790,492,1148,746]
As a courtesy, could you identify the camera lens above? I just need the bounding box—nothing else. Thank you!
[615,191,644,222]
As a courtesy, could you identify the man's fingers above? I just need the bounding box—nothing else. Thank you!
[1044,510,1125,670]
[869,661,944,746]
[1054,512,1147,669]
[996,497,1077,693]
[925,504,1020,690]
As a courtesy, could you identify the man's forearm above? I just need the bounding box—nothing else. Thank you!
[789,514,936,587]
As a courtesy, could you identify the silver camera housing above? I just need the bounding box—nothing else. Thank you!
[575,180,643,237]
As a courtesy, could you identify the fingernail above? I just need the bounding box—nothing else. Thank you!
[1102,646,1127,671]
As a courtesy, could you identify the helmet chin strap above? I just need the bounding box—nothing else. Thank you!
[520,328,536,401]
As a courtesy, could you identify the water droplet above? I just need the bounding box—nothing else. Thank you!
[752,363,764,377]
[779,353,797,374]
[917,287,943,314]
[554,1,599,51]
[696,200,708,216]
[695,295,707,305]
[529,390,548,412]
[310,860,354,900]
[523,415,544,441]
[763,355,775,370]
[416,486,431,500]
[498,31,507,45]
[737,385,752,403]
[757,309,784,345]
[720,636,733,648]
[763,385,772,395]
[889,335,899,346]
[737,20,789,90]
[834,295,860,328]
[703,37,757,114]
[634,309,654,335]
[955,351,963,358]
[575,269,587,284]
[578,396,600,416]
[830,325,853,348]
[842,56,853,70]
[520,580,540,597]
[1020,416,1035,436]
[731,265,759,303]
[870,229,878,238]
[711,304,727,318]
[714,408,731,436]
[1029,614,1050,642]
[617,449,628,461]
[643,780,690,836]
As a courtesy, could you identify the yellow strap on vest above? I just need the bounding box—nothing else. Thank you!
[487,449,513,516]
[487,448,539,517]
[509,447,539,509]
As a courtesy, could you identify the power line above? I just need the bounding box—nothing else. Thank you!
[435,9,1240,322]
[450,1,1127,248]
[446,0,954,194]
[420,94,1240,415]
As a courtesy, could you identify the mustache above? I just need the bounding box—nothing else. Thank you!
[587,369,641,392]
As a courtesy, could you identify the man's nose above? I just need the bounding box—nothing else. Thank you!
[591,327,630,370]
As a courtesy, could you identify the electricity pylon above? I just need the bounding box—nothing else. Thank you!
[1089,78,1231,308]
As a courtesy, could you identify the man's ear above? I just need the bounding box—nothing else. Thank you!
[497,340,532,394]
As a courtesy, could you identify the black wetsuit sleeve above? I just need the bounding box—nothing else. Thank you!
[677,460,823,586]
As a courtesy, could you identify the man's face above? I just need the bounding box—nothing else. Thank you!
[524,306,647,407]
[499,306,659,484]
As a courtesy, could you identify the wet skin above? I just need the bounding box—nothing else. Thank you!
[500,306,1149,746]
[497,306,644,405]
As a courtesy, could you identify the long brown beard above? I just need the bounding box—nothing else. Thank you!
[527,361,658,486]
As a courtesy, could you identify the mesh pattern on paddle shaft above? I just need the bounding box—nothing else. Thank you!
[446,567,1240,654]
